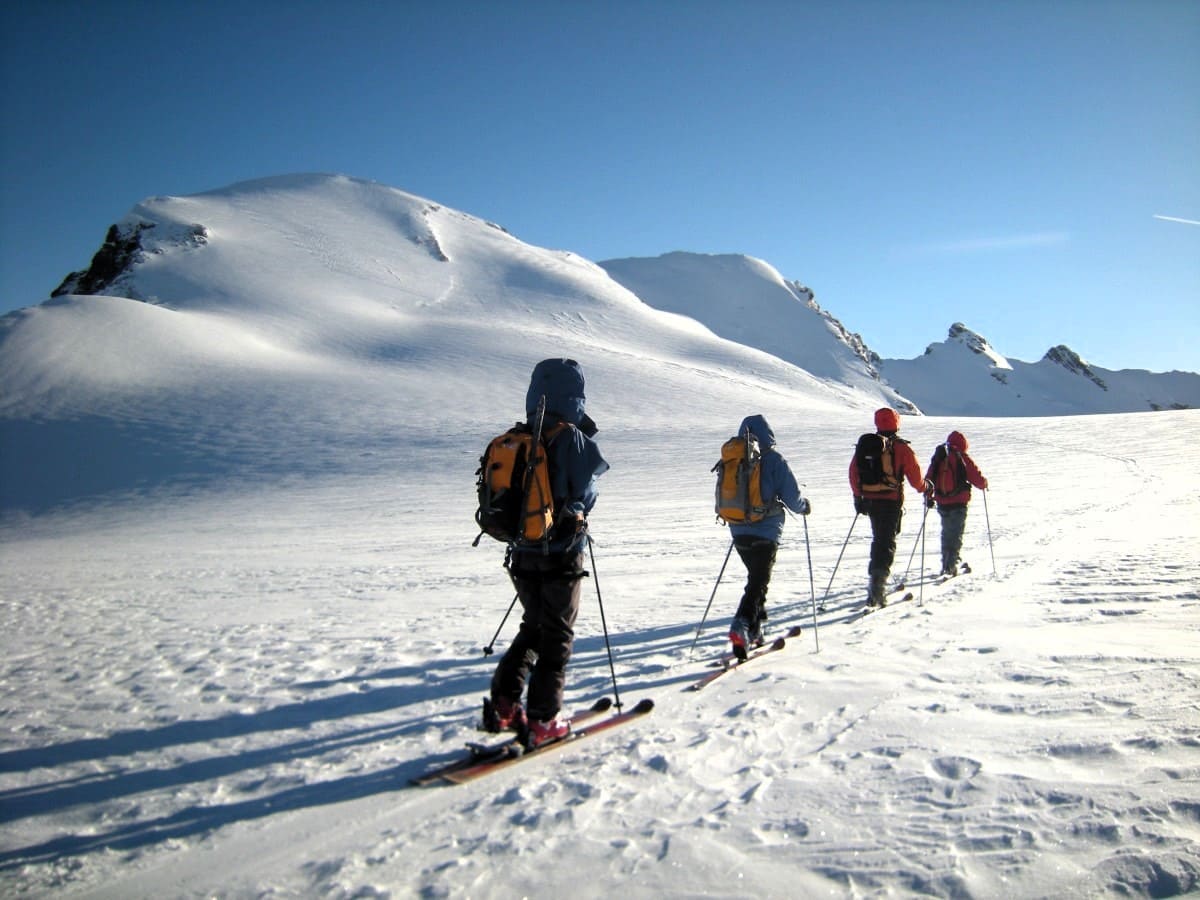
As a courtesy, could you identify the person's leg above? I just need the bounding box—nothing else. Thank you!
[940,505,967,574]
[525,551,586,723]
[490,571,541,707]
[867,502,902,605]
[732,537,777,638]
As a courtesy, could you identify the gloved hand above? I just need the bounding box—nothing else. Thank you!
[797,498,811,516]
[923,478,935,494]
[925,494,935,509]
[853,496,865,515]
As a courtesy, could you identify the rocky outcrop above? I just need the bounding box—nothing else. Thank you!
[53,220,208,298]
[1044,345,1107,391]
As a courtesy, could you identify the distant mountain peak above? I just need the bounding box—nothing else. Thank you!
[922,322,1013,372]
[947,322,995,355]
[1044,345,1107,390]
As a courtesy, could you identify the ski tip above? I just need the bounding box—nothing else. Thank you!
[593,696,615,712]
[902,592,914,602]
[771,637,786,650]
[787,625,803,637]
[632,698,655,713]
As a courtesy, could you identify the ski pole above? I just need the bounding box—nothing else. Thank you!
[819,514,859,612]
[801,511,820,653]
[587,534,623,710]
[483,592,519,657]
[918,502,929,606]
[784,505,820,651]
[982,489,997,575]
[689,539,735,659]
[901,513,926,588]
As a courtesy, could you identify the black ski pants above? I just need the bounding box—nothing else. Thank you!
[863,499,903,578]
[491,548,586,722]
[733,535,778,629]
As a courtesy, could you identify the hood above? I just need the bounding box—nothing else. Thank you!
[738,414,776,448]
[947,430,968,452]
[525,358,587,427]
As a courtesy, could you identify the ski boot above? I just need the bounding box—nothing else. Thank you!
[526,716,570,749]
[482,695,526,734]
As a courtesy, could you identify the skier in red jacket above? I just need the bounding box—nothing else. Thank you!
[924,430,988,576]
[849,408,929,607]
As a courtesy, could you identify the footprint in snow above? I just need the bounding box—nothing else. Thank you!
[931,756,982,780]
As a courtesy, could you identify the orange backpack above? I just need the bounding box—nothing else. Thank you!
[713,429,769,524]
[474,396,567,546]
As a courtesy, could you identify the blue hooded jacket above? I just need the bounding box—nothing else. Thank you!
[728,414,805,543]
[515,359,609,555]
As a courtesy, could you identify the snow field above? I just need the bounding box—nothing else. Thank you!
[1,410,1197,898]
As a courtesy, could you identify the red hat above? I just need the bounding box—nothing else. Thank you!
[947,431,968,451]
[874,408,901,432]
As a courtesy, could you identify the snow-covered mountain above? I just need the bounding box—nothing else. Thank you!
[2,174,1196,515]
[599,252,916,413]
[0,174,886,514]
[880,323,1200,416]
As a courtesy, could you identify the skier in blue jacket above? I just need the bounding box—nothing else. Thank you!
[485,359,609,747]
[727,414,810,659]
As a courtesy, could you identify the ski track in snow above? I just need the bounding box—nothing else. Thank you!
[1,412,1199,898]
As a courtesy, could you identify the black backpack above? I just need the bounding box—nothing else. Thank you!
[854,432,900,493]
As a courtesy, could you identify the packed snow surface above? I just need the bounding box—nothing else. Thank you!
[2,410,1198,898]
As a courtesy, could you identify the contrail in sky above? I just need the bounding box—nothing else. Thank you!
[1153,214,1200,226]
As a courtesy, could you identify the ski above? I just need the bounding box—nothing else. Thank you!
[711,624,803,668]
[429,698,655,785]
[690,626,802,692]
[410,697,614,786]
[818,581,903,615]
[853,591,914,621]
[936,561,972,585]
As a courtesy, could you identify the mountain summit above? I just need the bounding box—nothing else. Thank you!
[0,174,886,513]
[599,252,916,413]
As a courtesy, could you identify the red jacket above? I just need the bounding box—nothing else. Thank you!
[849,435,926,502]
[924,446,988,506]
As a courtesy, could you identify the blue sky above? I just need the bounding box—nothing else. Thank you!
[2,0,1197,371]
